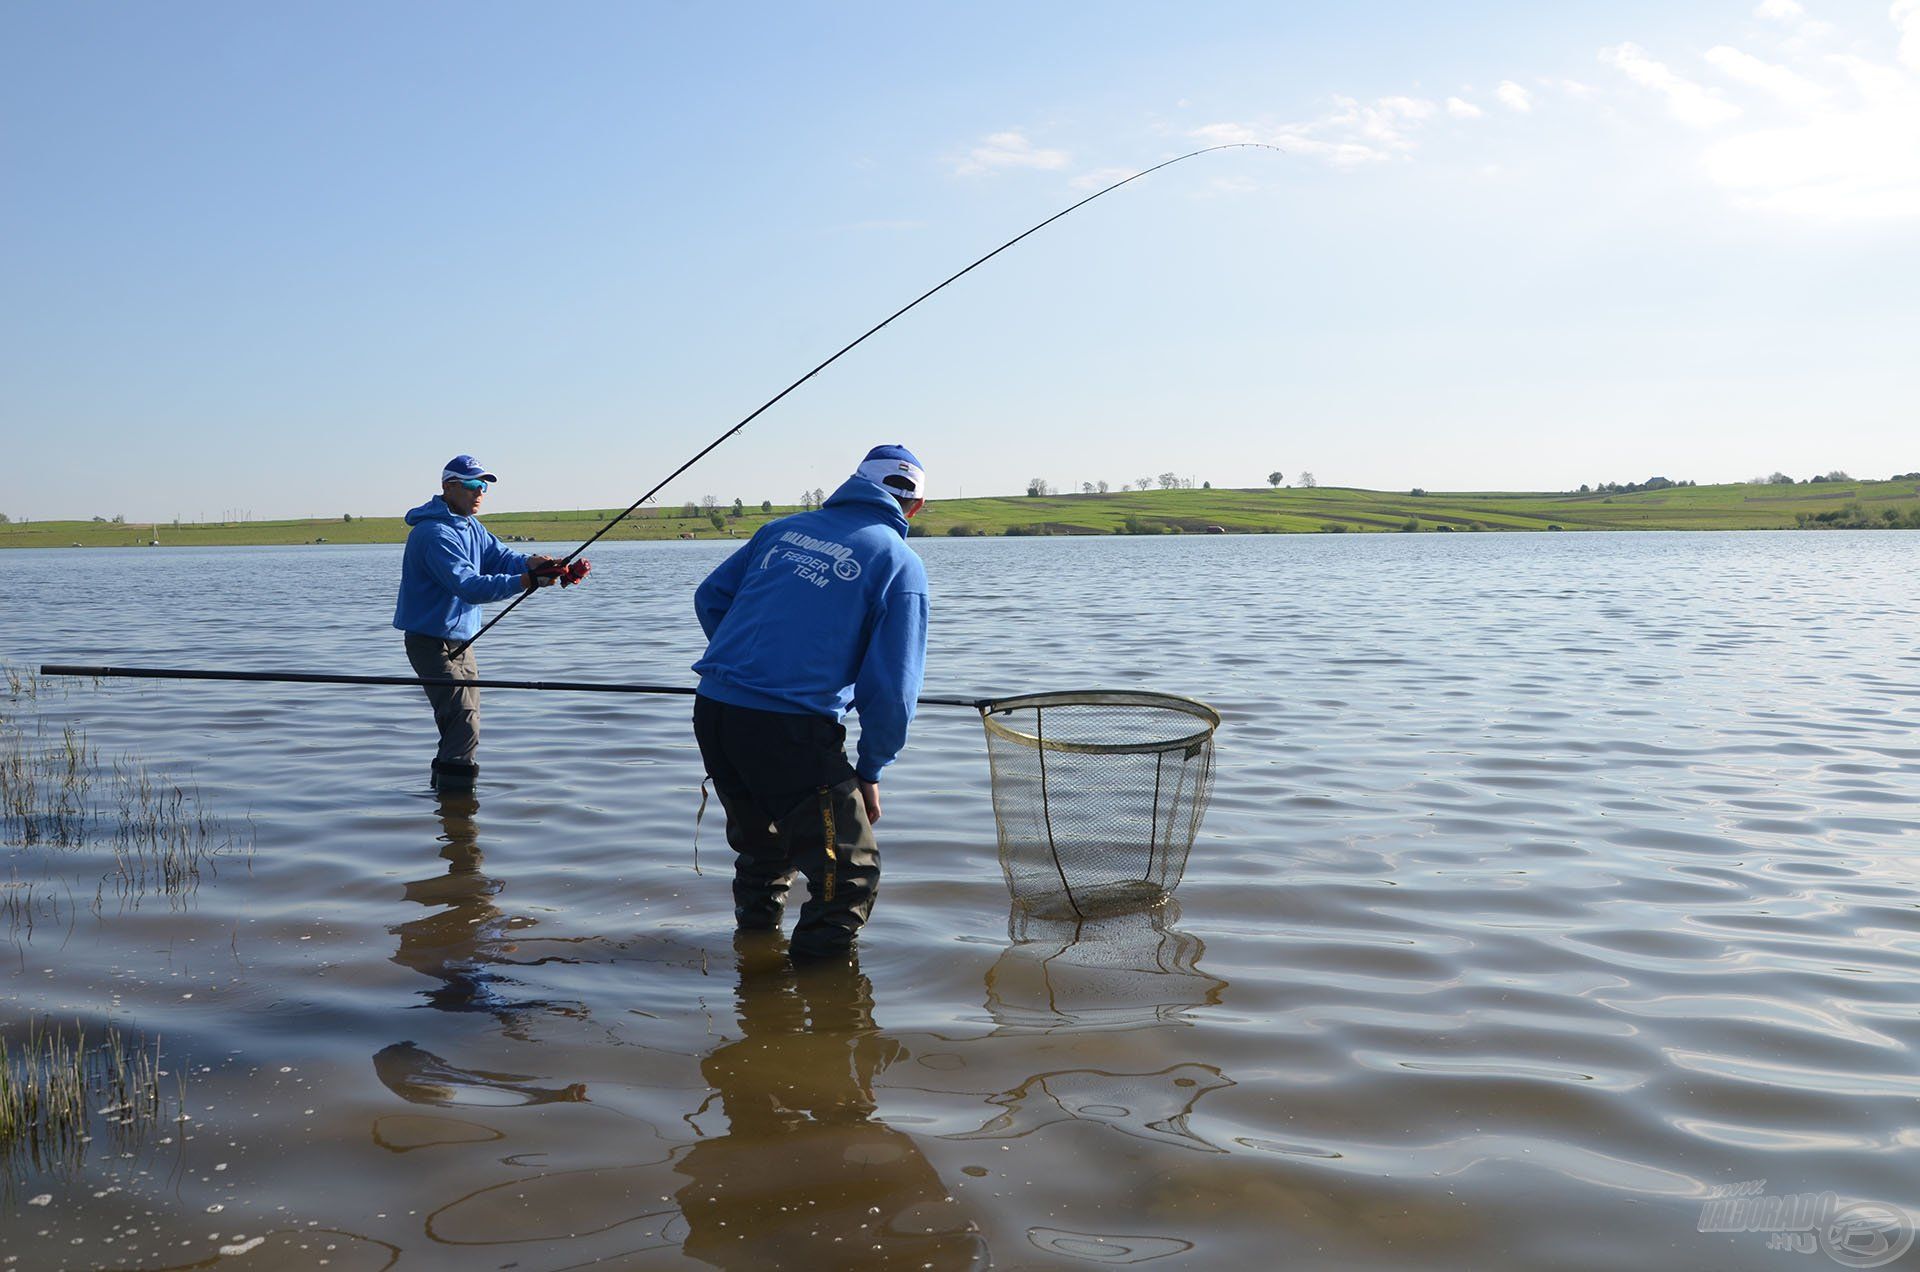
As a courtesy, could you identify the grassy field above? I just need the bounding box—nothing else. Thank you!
[6,480,1919,550]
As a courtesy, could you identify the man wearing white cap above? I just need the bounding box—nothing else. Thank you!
[691,444,930,959]
[393,455,579,790]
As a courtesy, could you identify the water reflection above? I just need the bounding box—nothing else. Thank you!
[373,793,587,1108]
[675,934,987,1269]
[984,901,1227,1034]
[959,903,1233,1153]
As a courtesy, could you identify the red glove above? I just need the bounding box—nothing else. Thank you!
[532,558,592,587]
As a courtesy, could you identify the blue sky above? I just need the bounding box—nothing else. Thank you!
[3,1,1916,522]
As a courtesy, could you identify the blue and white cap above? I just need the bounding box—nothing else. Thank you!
[441,454,498,484]
[854,444,926,500]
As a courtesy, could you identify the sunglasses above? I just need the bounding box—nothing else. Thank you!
[453,478,489,492]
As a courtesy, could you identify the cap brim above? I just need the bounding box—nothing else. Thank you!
[477,472,498,483]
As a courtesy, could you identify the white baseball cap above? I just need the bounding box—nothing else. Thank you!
[854,444,926,499]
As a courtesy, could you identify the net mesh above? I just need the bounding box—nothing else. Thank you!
[981,691,1219,919]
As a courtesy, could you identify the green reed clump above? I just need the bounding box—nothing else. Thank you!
[5,663,41,703]
[0,722,94,847]
[0,1020,180,1183]
[2,691,249,905]
[107,754,248,898]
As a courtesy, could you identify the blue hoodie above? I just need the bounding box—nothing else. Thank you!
[392,496,532,641]
[693,476,929,782]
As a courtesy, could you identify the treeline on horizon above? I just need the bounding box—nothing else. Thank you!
[7,470,1920,549]
[8,467,1920,532]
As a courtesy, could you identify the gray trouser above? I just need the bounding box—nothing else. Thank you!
[404,633,479,766]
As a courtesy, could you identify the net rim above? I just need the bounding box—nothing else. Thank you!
[980,689,1220,756]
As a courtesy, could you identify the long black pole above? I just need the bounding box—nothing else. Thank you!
[38,665,990,710]
[450,142,1278,658]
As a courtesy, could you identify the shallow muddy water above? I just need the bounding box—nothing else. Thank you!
[3,531,1917,1270]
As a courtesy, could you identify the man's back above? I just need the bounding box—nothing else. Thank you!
[693,475,928,779]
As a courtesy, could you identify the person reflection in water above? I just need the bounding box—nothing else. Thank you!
[674,935,984,1270]
[373,791,587,1108]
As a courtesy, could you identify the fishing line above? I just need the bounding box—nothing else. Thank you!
[452,141,1280,658]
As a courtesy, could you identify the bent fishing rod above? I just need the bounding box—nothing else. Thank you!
[452,141,1280,659]
[38,665,991,711]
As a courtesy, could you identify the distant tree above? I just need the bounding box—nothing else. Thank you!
[682,500,700,517]
[1410,488,1427,496]
[731,497,744,518]
[1399,516,1420,532]
[1578,484,1590,493]
[1137,476,1153,492]
[0,513,8,524]
[1767,472,1793,484]
[800,491,814,511]
[1826,470,1852,482]
[343,513,354,523]
[1081,481,1096,495]
[1026,477,1049,497]
[1096,480,1109,494]
[707,511,725,531]
[1267,471,1284,488]
[1299,472,1317,488]
[1157,472,1179,490]
[811,488,826,507]
[1202,481,1211,490]
[111,513,125,524]
[760,499,773,513]
[701,494,720,513]
[92,515,106,523]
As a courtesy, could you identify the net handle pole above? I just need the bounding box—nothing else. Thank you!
[37,665,993,711]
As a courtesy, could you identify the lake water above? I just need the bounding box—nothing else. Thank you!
[3,532,1917,1270]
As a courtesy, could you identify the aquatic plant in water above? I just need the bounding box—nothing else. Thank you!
[2,676,251,908]
[0,1019,183,1190]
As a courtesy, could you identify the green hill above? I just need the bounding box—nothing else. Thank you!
[5,481,1918,550]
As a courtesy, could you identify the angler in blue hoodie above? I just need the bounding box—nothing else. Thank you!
[692,444,930,958]
[393,455,577,789]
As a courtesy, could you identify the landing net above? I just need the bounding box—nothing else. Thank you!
[981,691,1219,920]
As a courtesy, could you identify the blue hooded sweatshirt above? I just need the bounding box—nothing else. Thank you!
[392,496,532,641]
[693,476,929,782]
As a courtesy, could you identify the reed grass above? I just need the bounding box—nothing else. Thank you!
[2,684,250,906]
[0,1019,181,1184]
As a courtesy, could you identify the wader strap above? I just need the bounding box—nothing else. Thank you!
[692,778,710,876]
[818,785,837,902]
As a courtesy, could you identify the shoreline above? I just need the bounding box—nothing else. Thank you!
[5,480,1917,549]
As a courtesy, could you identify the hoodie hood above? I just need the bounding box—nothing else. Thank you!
[405,495,465,527]
[822,475,910,537]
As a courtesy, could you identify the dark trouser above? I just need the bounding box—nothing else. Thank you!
[692,695,880,957]
[404,632,480,771]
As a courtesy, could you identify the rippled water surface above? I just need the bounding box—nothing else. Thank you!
[3,532,1917,1270]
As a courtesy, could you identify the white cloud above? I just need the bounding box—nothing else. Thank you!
[1703,109,1920,218]
[1446,96,1484,119]
[1193,94,1442,169]
[953,130,1070,176]
[1702,44,1920,218]
[1496,80,1534,111]
[1705,44,1828,108]
[1755,0,1803,20]
[1599,42,1742,126]
[1896,0,1920,71]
